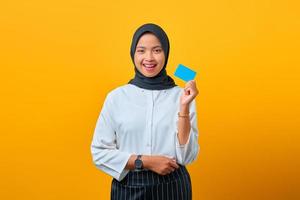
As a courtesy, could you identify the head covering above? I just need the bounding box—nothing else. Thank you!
[128,23,177,90]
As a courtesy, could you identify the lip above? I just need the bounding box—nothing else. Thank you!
[143,64,157,72]
[143,64,157,68]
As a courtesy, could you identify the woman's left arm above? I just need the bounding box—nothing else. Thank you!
[178,80,199,145]
[176,80,200,165]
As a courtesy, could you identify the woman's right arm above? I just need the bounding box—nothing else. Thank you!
[91,94,132,181]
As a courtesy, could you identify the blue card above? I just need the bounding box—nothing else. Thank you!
[174,64,196,82]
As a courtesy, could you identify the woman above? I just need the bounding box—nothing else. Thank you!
[91,23,200,200]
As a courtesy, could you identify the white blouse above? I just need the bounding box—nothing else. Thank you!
[90,84,200,181]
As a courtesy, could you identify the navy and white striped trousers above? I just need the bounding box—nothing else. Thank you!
[111,165,192,200]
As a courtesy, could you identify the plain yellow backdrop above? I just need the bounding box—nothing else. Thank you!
[1,0,299,199]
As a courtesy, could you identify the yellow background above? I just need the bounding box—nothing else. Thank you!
[1,0,299,199]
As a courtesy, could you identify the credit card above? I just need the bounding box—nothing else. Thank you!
[174,64,196,82]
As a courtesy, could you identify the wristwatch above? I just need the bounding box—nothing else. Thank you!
[134,155,143,170]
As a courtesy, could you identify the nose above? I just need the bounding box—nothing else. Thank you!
[145,51,154,61]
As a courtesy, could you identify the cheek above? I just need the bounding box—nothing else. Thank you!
[157,55,165,65]
[134,55,142,66]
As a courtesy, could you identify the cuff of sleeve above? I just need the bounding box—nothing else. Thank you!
[97,152,132,181]
[113,152,132,180]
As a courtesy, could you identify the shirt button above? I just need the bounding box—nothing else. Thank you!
[147,143,151,147]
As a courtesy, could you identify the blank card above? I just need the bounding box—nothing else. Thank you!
[174,64,196,82]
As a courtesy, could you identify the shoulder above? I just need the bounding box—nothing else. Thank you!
[105,84,133,102]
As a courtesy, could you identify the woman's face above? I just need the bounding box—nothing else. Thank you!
[134,33,165,77]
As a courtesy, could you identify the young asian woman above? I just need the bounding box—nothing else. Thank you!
[91,23,200,200]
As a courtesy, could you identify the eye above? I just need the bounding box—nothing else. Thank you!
[154,49,162,53]
[136,49,144,53]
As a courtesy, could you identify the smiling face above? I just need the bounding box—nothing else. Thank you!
[134,33,165,77]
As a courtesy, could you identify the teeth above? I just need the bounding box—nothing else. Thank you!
[144,64,156,68]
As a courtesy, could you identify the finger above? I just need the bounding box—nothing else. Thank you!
[184,87,191,91]
[185,84,196,91]
[170,160,179,169]
[185,84,192,90]
[185,85,197,92]
[166,167,175,174]
[187,80,196,87]
[185,81,193,88]
[164,168,173,175]
[184,86,193,91]
[186,86,198,96]
[185,90,190,95]
[168,165,177,175]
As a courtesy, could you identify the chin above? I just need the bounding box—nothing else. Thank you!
[143,71,159,77]
[143,67,163,77]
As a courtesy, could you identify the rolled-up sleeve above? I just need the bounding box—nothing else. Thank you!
[90,93,132,181]
[175,99,200,165]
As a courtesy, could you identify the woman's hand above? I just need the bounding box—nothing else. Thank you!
[180,80,199,106]
[142,155,179,175]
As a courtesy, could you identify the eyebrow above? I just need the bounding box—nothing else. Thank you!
[136,45,162,49]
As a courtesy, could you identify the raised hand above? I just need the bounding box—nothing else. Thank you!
[180,80,199,106]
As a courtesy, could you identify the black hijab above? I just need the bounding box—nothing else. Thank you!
[128,23,177,90]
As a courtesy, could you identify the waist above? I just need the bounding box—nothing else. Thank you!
[116,164,190,186]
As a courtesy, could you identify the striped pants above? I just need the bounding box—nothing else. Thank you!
[111,165,192,200]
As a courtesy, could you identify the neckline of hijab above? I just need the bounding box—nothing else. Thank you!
[128,23,177,90]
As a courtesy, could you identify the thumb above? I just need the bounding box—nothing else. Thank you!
[184,87,191,95]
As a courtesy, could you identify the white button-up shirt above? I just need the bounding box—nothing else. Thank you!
[91,84,200,181]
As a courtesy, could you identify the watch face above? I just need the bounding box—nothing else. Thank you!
[135,159,143,169]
